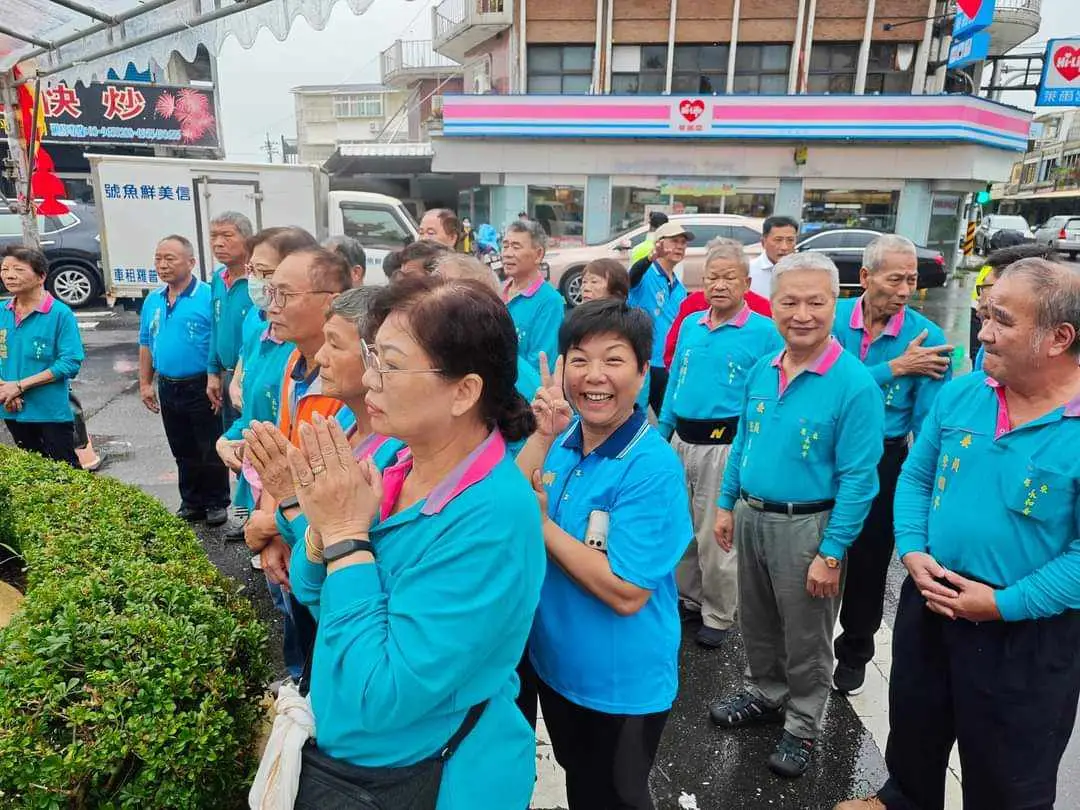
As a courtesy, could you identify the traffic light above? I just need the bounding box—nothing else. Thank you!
[976,189,991,205]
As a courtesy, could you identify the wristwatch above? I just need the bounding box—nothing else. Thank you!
[323,538,374,564]
[277,495,300,513]
[818,553,842,570]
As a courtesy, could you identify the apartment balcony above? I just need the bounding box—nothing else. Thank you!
[380,39,462,88]
[431,0,513,63]
[986,0,1041,56]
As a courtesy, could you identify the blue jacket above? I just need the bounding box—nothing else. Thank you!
[207,267,252,374]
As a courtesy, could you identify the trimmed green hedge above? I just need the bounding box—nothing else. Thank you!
[0,446,269,809]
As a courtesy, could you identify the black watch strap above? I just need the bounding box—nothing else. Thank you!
[278,495,300,512]
[323,538,374,563]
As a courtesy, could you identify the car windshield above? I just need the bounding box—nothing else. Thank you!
[994,216,1029,230]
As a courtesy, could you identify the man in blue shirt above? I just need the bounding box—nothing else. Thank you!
[206,211,253,430]
[628,221,689,414]
[139,234,229,525]
[830,234,953,696]
[501,220,564,369]
[710,253,884,779]
[838,258,1080,810]
[659,240,782,648]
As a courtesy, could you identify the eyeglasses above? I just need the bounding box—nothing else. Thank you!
[361,338,444,392]
[975,282,994,297]
[245,262,278,277]
[264,284,335,308]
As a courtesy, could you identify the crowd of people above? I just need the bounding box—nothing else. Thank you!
[2,208,1080,810]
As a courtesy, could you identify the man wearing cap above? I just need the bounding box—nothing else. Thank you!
[710,252,884,779]
[628,222,691,413]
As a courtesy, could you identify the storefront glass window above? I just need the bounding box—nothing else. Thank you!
[801,189,900,234]
[670,191,775,217]
[609,186,667,239]
[528,185,586,247]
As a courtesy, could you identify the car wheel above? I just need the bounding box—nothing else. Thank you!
[1071,252,1078,262]
[48,264,98,308]
[560,267,584,307]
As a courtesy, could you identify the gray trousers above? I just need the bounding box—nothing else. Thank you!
[734,499,842,740]
[673,438,738,630]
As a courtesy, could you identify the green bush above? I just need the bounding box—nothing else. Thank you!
[0,446,270,809]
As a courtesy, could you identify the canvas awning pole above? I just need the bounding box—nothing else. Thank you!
[0,71,39,249]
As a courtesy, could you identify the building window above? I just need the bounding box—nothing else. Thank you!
[802,189,900,233]
[611,45,667,94]
[527,185,585,247]
[732,45,790,94]
[333,93,384,118]
[527,46,594,94]
[610,186,666,237]
[672,44,729,94]
[807,43,913,94]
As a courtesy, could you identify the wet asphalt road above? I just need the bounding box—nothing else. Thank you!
[3,272,1080,809]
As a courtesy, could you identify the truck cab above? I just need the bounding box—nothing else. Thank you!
[327,191,418,285]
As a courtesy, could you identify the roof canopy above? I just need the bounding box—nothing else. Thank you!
[1,0,377,84]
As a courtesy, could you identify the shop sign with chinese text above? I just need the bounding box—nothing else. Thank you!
[1037,40,1080,107]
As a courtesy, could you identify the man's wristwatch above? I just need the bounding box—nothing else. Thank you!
[323,538,374,564]
[818,553,842,570]
[277,495,300,513]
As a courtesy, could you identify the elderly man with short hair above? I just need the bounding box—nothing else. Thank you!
[502,220,564,368]
[829,234,953,695]
[838,259,1080,810]
[207,211,255,430]
[710,252,885,779]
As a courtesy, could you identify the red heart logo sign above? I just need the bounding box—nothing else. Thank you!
[679,99,705,123]
[956,0,982,19]
[1054,46,1080,83]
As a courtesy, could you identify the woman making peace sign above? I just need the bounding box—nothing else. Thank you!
[516,298,693,810]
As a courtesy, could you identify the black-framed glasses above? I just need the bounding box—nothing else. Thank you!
[975,282,994,297]
[360,339,444,392]
[264,285,335,308]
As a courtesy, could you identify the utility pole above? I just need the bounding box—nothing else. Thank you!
[262,132,279,164]
[0,71,40,249]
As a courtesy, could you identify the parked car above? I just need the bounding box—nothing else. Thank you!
[795,228,947,289]
[1033,215,1080,260]
[0,202,103,308]
[974,214,1033,255]
[544,214,764,306]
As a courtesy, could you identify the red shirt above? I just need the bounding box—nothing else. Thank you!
[662,290,772,369]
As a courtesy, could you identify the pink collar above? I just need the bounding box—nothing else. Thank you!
[771,337,844,396]
[351,432,390,462]
[7,291,55,325]
[378,430,506,521]
[503,275,544,302]
[850,295,906,360]
[697,303,751,331]
[983,375,1080,439]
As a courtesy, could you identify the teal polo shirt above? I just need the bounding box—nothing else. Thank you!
[530,409,692,714]
[718,337,885,559]
[0,292,84,423]
[503,276,564,369]
[895,372,1080,622]
[833,296,950,439]
[658,304,783,440]
[138,276,212,379]
[207,267,252,374]
[627,261,687,369]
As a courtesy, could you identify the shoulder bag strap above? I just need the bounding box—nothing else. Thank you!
[436,701,489,762]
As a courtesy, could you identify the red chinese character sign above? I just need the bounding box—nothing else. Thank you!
[670,98,712,134]
[1037,40,1080,107]
[101,85,146,120]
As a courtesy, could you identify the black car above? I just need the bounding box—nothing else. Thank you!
[795,228,947,289]
[0,201,103,308]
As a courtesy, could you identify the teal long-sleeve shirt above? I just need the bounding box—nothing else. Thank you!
[207,267,252,374]
[0,293,84,423]
[223,312,294,442]
[289,432,545,810]
[894,372,1080,622]
[718,337,885,559]
[503,276,564,370]
[658,305,782,440]
[832,297,951,439]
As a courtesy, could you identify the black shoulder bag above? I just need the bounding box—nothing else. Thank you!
[294,637,487,810]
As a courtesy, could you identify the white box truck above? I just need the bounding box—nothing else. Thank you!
[87,154,418,302]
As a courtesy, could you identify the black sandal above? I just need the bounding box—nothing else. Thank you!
[708,691,784,728]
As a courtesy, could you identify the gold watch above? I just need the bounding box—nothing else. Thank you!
[819,554,842,569]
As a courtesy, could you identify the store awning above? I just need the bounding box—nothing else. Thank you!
[1,0,380,84]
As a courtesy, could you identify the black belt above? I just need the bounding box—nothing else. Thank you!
[884,435,909,449]
[158,373,207,384]
[675,416,739,445]
[740,489,834,516]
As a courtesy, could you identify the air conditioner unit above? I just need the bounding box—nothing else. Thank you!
[369,121,380,133]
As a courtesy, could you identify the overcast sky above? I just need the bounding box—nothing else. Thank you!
[216,0,1075,161]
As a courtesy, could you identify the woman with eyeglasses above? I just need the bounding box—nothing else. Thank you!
[254,274,545,809]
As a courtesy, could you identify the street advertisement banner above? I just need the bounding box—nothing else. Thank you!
[1037,39,1080,107]
[952,0,996,40]
[0,82,219,149]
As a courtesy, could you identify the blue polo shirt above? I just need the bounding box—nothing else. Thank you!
[0,292,83,423]
[138,276,212,379]
[895,372,1080,622]
[503,276,564,369]
[290,431,545,809]
[718,338,885,559]
[833,297,950,439]
[530,409,692,714]
[207,267,252,374]
[627,261,687,369]
[658,305,782,440]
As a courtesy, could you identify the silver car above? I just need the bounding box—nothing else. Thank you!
[1033,215,1080,260]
